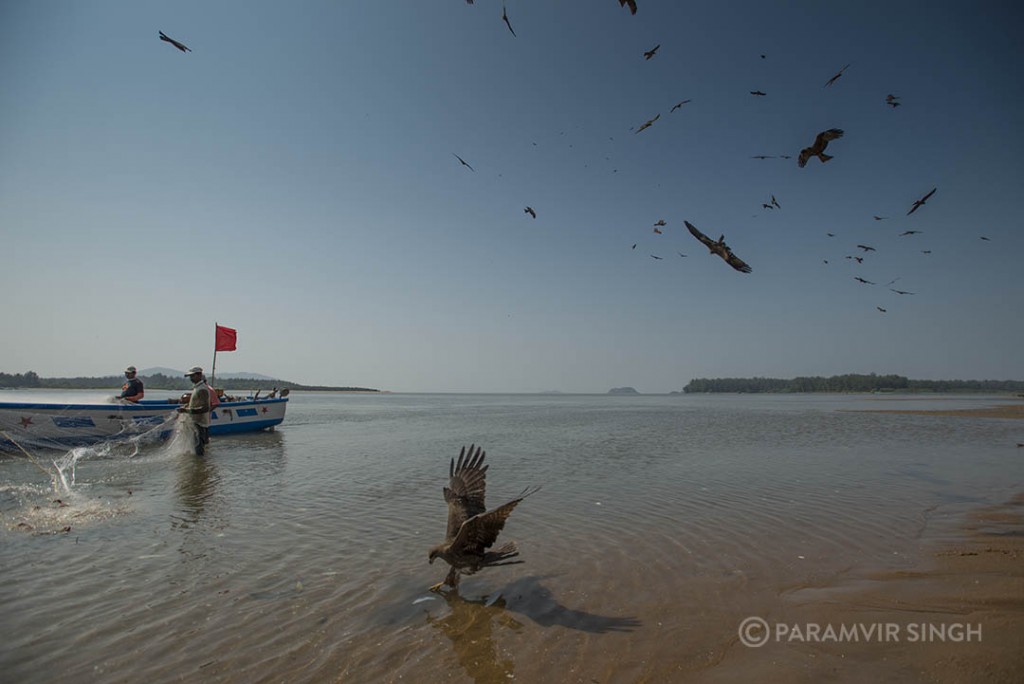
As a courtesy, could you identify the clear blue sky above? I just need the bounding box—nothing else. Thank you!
[2,1,1022,392]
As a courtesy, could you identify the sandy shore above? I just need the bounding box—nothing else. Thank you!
[698,494,1024,683]
[850,403,1024,420]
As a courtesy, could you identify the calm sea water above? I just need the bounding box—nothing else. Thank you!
[1,391,1021,683]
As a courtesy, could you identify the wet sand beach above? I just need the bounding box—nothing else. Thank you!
[851,402,1024,420]
[697,494,1024,683]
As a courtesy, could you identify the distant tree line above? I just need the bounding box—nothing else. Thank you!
[0,371,378,393]
[682,374,1024,393]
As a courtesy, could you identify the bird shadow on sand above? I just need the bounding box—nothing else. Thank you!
[495,574,642,633]
[434,574,640,634]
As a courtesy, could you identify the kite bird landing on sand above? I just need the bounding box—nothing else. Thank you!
[798,128,844,168]
[684,221,752,273]
[159,31,191,53]
[428,446,539,593]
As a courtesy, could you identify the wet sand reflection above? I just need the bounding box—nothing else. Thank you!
[429,576,640,683]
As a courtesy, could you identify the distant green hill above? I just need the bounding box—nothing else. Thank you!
[0,370,379,393]
[680,374,1024,394]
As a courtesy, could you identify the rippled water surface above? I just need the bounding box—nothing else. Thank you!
[1,391,1022,683]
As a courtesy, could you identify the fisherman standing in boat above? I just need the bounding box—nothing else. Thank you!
[119,366,145,403]
[178,366,212,455]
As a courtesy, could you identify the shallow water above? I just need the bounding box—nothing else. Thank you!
[1,391,1021,683]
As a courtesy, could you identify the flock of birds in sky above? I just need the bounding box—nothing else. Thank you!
[445,2,992,315]
[155,0,993,324]
[150,3,1008,590]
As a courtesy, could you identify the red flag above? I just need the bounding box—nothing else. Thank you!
[215,325,237,352]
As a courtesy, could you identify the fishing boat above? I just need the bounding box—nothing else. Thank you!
[0,394,288,451]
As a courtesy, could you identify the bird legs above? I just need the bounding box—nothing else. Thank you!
[429,567,460,593]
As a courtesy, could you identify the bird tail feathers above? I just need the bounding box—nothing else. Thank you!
[483,541,520,566]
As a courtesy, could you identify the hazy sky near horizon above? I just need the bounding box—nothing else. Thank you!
[2,1,1022,393]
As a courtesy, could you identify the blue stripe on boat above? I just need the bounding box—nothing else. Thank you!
[52,416,96,428]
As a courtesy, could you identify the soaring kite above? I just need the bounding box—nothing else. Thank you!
[797,128,844,167]
[158,31,191,53]
[428,445,538,592]
[684,220,752,273]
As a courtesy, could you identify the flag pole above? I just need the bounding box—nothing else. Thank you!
[211,322,218,387]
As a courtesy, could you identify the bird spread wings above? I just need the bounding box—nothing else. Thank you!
[798,128,844,167]
[618,0,638,15]
[635,113,660,133]
[441,445,539,555]
[448,491,533,555]
[443,445,489,541]
[907,187,936,214]
[159,31,191,53]
[684,220,752,273]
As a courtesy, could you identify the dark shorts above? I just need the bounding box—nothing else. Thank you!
[194,425,210,455]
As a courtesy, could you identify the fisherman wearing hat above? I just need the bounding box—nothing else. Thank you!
[118,366,145,403]
[178,366,212,455]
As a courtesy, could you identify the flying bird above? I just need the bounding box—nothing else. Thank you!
[635,113,660,133]
[890,289,915,295]
[501,5,516,37]
[907,188,936,215]
[873,216,888,221]
[428,445,538,592]
[524,206,536,219]
[618,0,638,14]
[452,153,475,172]
[824,63,850,87]
[900,230,922,236]
[670,99,691,112]
[158,30,191,53]
[684,220,752,273]
[876,306,887,313]
[854,277,875,285]
[771,195,781,209]
[653,227,663,234]
[857,244,876,252]
[980,236,991,241]
[886,94,902,108]
[751,155,776,160]
[750,90,767,96]
[921,250,932,254]
[826,232,835,237]
[762,203,773,210]
[650,254,663,260]
[678,252,688,258]
[644,44,661,60]
[653,219,666,227]
[798,128,844,168]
